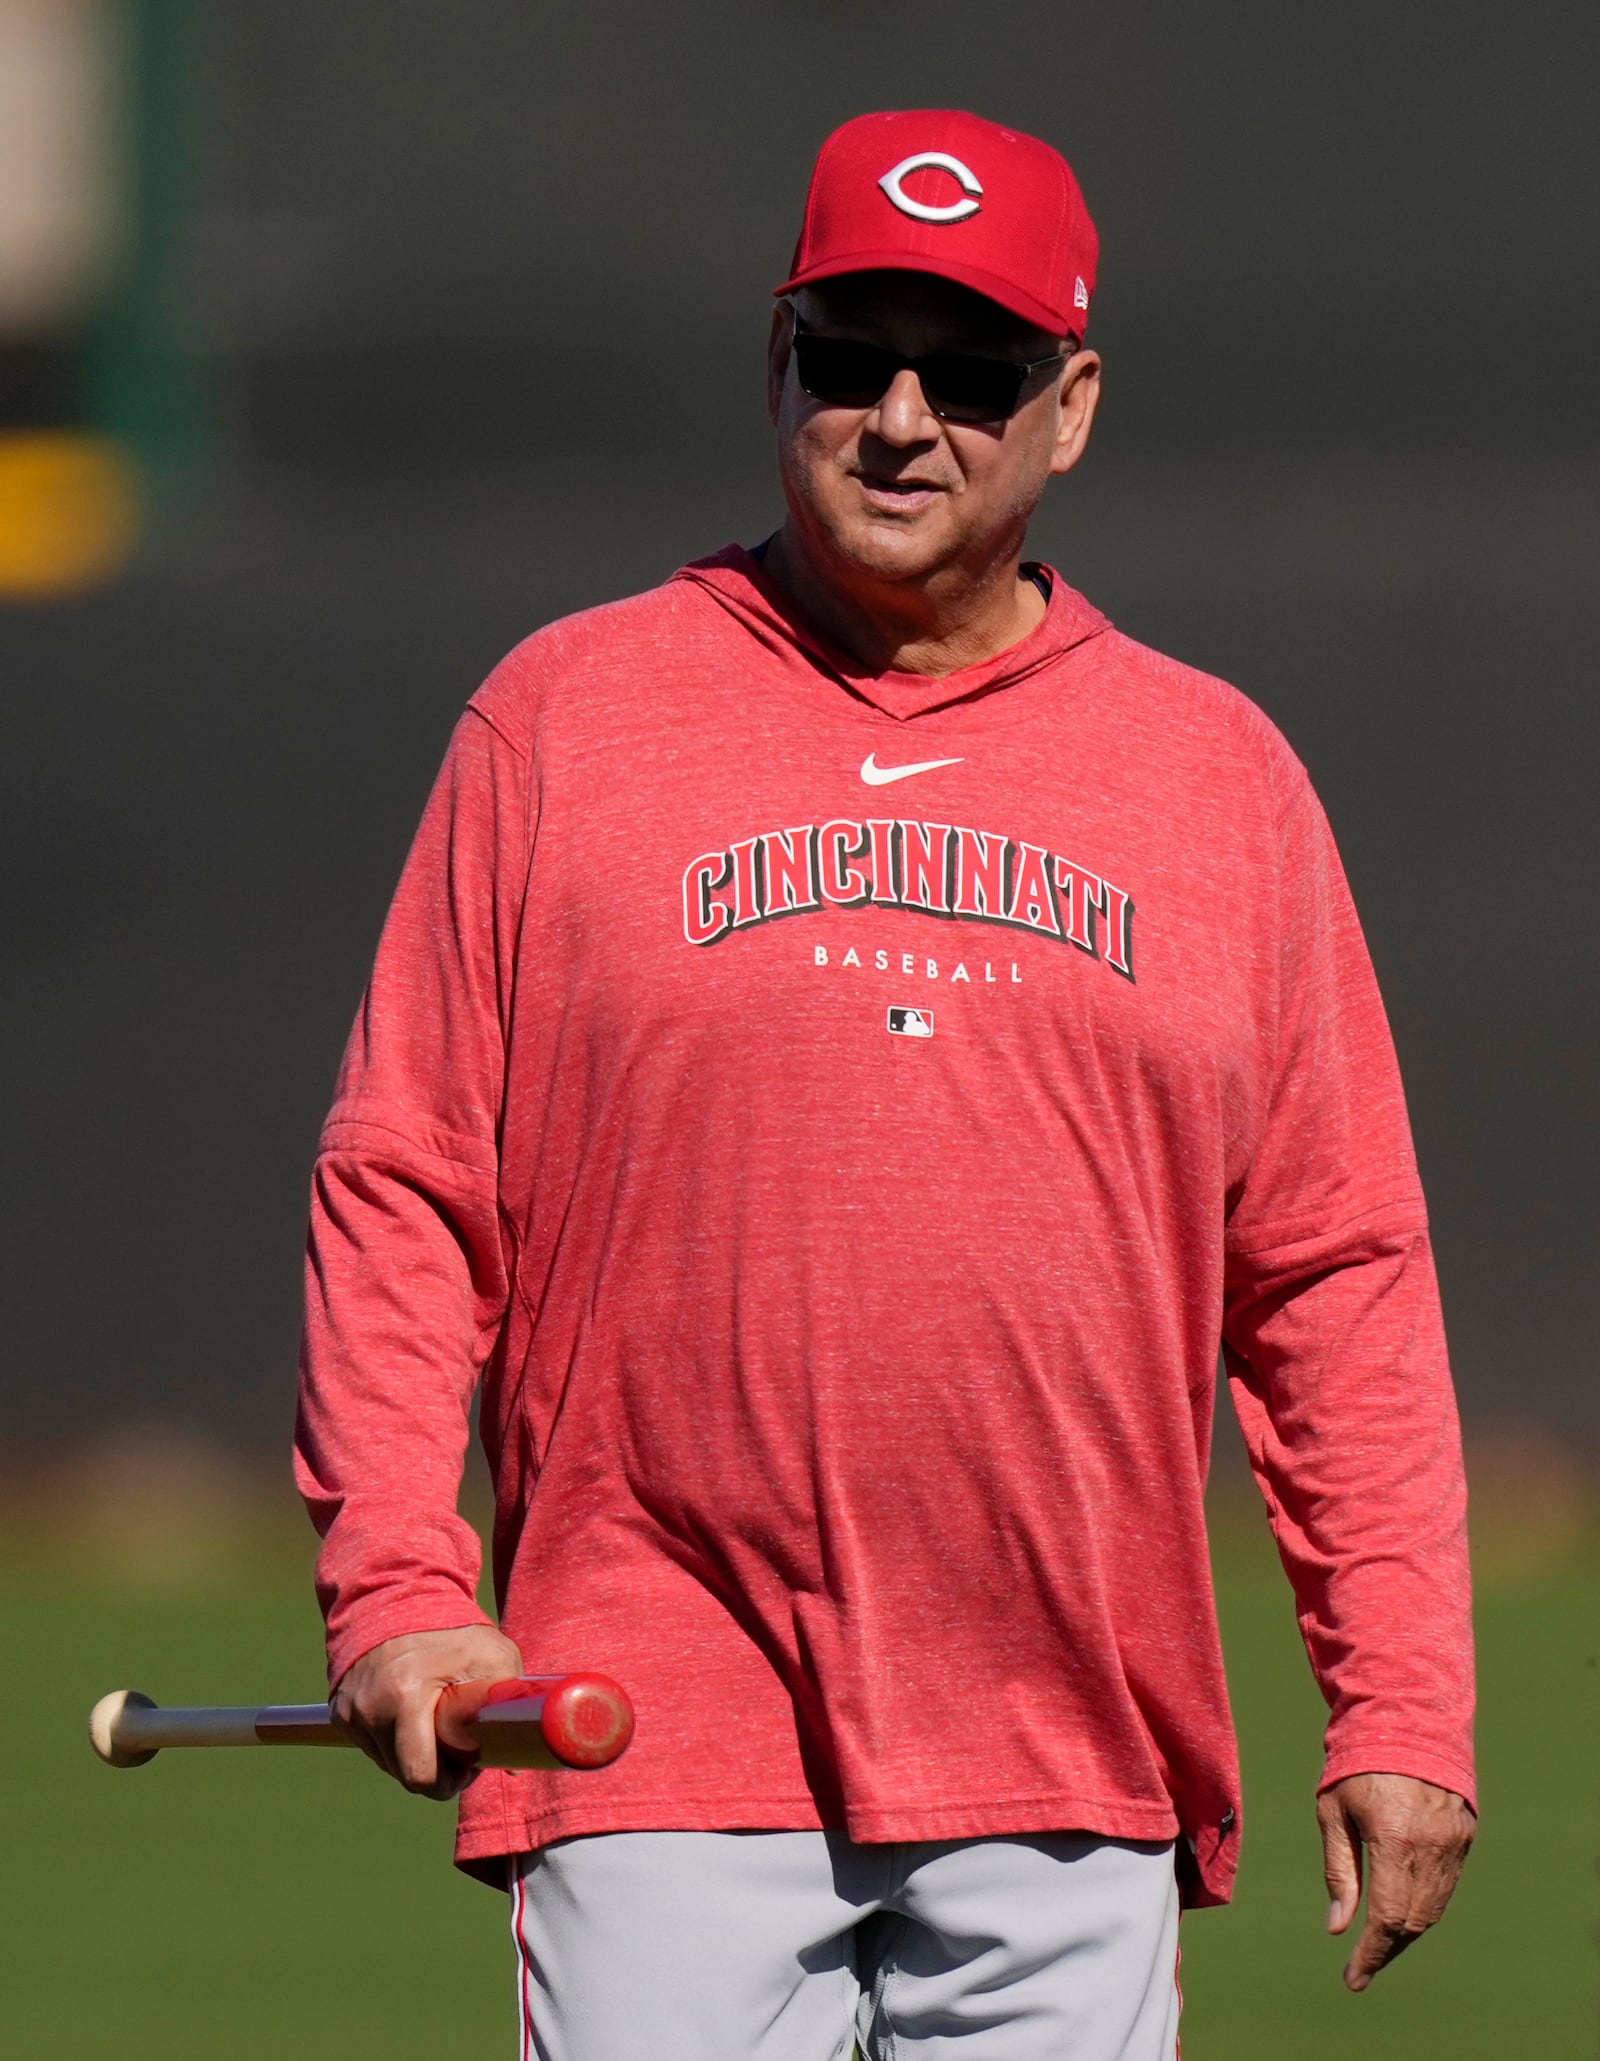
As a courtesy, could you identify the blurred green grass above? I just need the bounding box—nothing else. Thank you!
[2,1530,1594,2059]
[1181,1550,1598,2056]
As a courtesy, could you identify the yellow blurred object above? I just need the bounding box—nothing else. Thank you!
[0,429,141,595]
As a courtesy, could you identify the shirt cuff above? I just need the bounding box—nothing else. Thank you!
[1319,1741,1477,1814]
[325,1590,497,1690]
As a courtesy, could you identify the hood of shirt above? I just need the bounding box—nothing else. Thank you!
[672,544,1110,724]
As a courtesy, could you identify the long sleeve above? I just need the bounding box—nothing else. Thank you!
[1221,753,1476,1807]
[294,705,530,1686]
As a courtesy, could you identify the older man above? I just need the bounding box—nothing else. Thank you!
[296,110,1475,2061]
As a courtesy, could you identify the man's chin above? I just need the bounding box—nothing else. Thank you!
[828,512,953,585]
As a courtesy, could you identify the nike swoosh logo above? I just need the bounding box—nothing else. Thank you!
[860,752,965,785]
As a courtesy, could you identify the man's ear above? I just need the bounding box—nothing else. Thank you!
[767,305,794,426]
[1049,350,1102,478]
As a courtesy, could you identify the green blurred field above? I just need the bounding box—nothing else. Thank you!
[3,1532,1594,2059]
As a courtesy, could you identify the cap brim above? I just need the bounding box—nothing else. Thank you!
[774,251,1081,342]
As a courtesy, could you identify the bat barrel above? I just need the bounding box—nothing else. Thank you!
[463,1673,635,1770]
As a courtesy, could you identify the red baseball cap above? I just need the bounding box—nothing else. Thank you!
[776,110,1098,341]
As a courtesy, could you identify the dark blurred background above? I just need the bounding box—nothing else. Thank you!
[2,0,1596,1476]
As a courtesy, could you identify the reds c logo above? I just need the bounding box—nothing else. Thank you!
[878,151,984,224]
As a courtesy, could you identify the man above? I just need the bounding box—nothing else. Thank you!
[296,110,1475,2060]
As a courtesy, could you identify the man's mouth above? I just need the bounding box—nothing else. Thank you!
[854,473,945,513]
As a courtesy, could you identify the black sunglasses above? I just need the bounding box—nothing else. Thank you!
[789,316,1070,425]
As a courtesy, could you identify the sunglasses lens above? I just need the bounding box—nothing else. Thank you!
[791,335,898,408]
[917,354,1027,423]
[792,333,1031,423]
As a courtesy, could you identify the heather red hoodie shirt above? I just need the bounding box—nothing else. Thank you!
[295,550,1474,1904]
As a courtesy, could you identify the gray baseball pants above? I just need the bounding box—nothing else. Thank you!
[508,1829,1181,2060]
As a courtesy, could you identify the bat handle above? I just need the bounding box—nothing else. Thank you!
[88,1689,299,1763]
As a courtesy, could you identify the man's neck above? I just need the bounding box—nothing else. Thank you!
[762,523,1047,679]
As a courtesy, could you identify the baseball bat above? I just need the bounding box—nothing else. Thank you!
[88,1672,634,1772]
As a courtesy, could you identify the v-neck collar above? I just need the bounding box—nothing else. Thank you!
[673,545,1110,724]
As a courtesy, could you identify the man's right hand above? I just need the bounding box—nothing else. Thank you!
[330,1624,525,1800]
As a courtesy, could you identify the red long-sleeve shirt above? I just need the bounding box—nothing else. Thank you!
[295,549,1475,1904]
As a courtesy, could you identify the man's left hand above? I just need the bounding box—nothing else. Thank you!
[1318,1772,1475,1991]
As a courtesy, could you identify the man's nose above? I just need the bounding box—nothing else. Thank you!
[868,367,939,446]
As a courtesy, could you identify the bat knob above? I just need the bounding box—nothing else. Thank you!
[89,1689,159,1767]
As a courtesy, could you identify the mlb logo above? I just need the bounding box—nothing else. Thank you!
[887,1006,934,1038]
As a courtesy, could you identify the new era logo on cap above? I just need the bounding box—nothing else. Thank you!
[778,110,1099,342]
